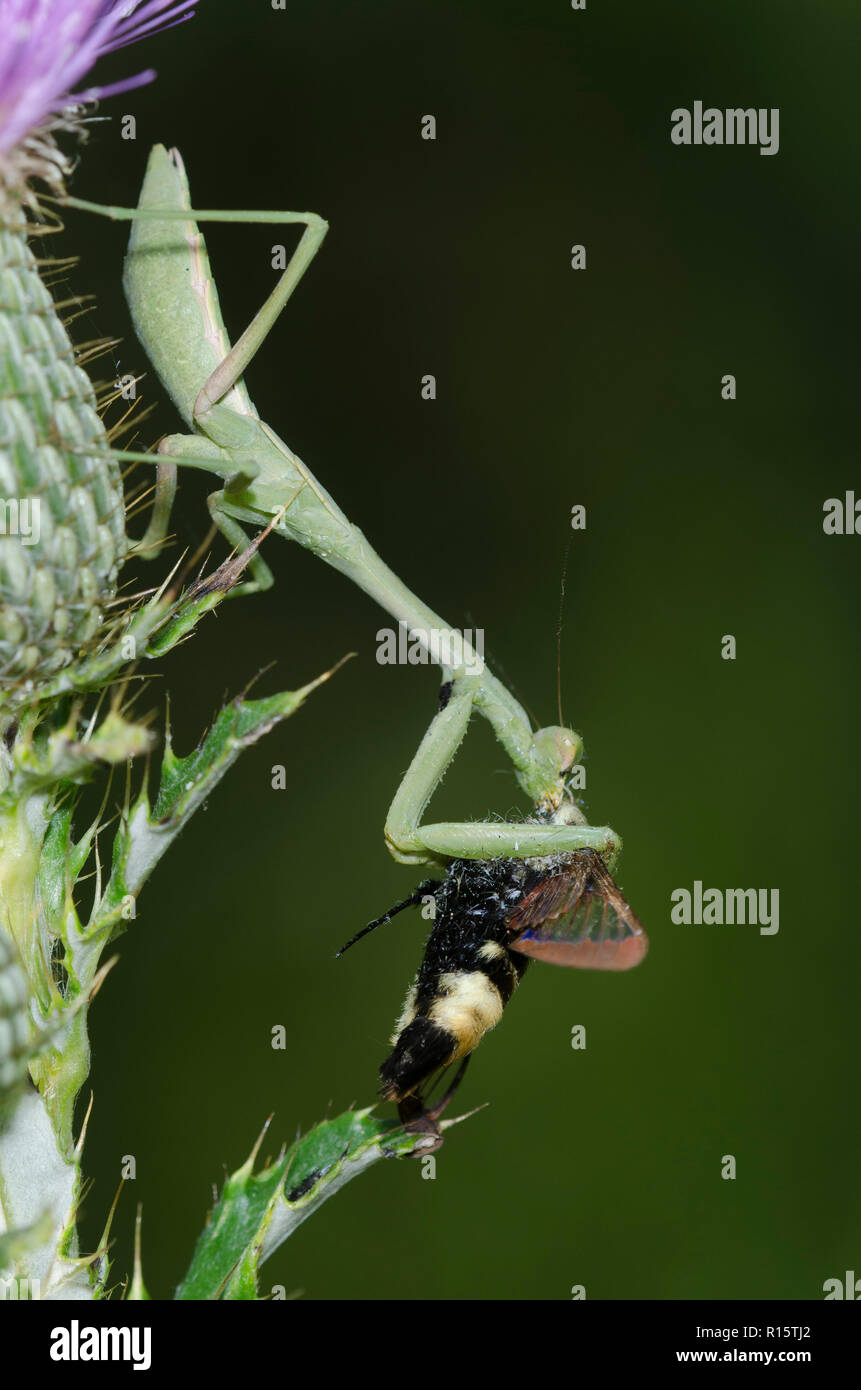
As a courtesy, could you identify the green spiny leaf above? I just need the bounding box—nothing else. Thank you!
[175,1108,450,1301]
[88,665,344,937]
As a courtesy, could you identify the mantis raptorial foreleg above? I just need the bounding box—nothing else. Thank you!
[383,676,619,867]
[63,145,625,871]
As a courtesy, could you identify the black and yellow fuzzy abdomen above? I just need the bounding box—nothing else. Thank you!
[379,858,531,1102]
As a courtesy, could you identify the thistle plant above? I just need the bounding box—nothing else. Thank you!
[0,0,447,1303]
[0,0,644,1302]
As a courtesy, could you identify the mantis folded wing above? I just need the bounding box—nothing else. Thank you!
[64,145,621,871]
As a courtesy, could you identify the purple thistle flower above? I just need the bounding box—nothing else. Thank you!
[0,0,197,160]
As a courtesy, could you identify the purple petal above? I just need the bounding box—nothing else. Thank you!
[0,0,197,159]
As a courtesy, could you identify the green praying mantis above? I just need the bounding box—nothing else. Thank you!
[65,144,623,875]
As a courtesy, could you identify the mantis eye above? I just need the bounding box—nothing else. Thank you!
[531,725,582,777]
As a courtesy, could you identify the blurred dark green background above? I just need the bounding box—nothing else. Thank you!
[59,0,860,1299]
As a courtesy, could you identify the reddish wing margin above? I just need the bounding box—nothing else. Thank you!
[506,848,648,970]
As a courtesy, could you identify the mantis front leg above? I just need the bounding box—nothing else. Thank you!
[384,676,621,868]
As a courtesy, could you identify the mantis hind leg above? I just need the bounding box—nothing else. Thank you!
[193,211,329,421]
[62,155,329,429]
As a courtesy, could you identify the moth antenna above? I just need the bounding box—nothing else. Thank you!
[335,882,440,958]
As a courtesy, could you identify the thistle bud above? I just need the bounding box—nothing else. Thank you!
[0,204,126,697]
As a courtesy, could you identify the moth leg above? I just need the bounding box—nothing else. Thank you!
[424,1053,471,1122]
[396,1056,472,1155]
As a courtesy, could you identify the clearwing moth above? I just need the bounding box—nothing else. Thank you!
[340,846,647,1148]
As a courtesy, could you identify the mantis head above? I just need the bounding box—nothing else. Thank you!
[528,725,583,810]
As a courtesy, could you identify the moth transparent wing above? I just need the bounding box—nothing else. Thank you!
[506,848,648,970]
